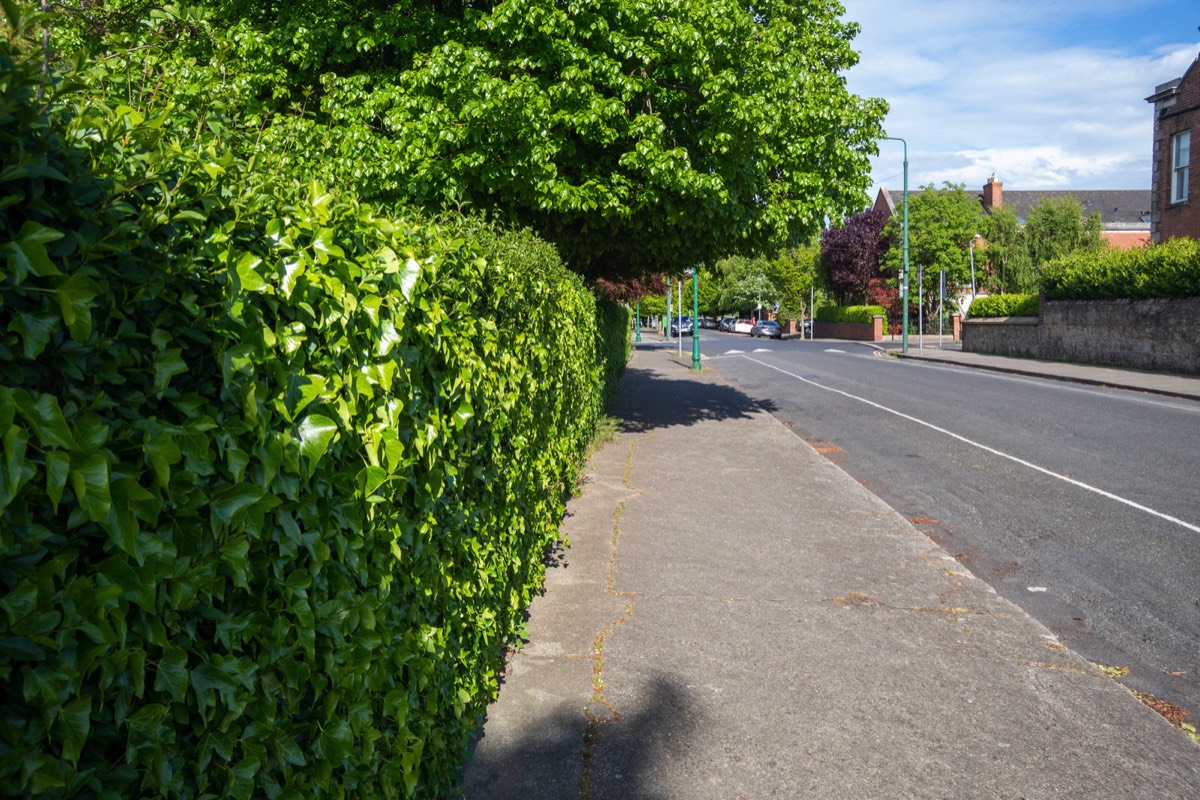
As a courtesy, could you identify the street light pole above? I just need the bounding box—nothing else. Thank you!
[883,136,910,353]
[635,299,642,342]
[969,233,980,301]
[690,269,701,372]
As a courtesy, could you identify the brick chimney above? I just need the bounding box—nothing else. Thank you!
[982,174,1003,210]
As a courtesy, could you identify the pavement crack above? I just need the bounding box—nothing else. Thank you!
[580,439,638,800]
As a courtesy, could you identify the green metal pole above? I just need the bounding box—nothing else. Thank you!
[884,136,910,354]
[635,299,642,342]
[691,270,701,371]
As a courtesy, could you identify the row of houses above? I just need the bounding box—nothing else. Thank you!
[870,47,1200,245]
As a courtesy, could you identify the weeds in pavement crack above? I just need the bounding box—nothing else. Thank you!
[580,440,638,800]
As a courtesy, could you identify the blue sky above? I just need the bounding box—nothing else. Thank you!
[839,1,1200,199]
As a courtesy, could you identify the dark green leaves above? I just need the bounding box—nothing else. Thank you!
[0,13,630,799]
[1,221,63,281]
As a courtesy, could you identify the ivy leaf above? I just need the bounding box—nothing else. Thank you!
[399,257,421,301]
[284,374,326,422]
[12,389,77,449]
[318,719,354,762]
[297,415,337,476]
[2,220,63,281]
[53,696,92,767]
[153,647,189,701]
[144,432,182,488]
[0,425,33,514]
[45,450,70,512]
[7,313,58,359]
[70,452,111,523]
[153,348,189,394]
[235,251,269,294]
[56,273,102,342]
[212,484,266,525]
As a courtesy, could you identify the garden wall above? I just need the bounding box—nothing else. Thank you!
[963,297,1200,374]
[813,315,884,341]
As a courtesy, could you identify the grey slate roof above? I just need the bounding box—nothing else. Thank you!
[877,188,1151,229]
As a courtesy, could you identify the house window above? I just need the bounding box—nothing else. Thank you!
[1171,131,1190,203]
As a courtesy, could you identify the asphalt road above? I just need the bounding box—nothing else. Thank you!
[686,330,1200,718]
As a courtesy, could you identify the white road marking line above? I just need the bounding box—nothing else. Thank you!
[824,349,847,354]
[745,355,1200,535]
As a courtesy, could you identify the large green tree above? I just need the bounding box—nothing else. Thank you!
[1024,196,1105,269]
[715,255,778,317]
[768,244,823,321]
[978,205,1031,294]
[55,0,886,281]
[883,182,984,318]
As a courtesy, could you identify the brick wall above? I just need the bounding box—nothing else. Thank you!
[1151,57,1200,241]
[812,316,884,342]
[963,298,1200,374]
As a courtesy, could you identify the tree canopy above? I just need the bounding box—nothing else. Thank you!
[882,182,983,314]
[54,0,886,281]
[819,205,889,303]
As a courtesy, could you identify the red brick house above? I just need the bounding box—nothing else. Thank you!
[872,178,1151,248]
[1146,50,1200,242]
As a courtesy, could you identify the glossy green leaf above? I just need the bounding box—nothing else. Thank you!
[2,220,63,280]
[153,349,188,394]
[70,452,111,523]
[12,389,77,449]
[153,647,189,701]
[235,252,268,293]
[144,433,182,488]
[0,424,33,512]
[297,415,337,475]
[56,273,101,342]
[53,696,92,766]
[211,484,266,525]
[45,450,70,511]
[8,313,58,359]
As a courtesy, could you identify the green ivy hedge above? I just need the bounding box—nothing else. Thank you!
[0,15,620,798]
[814,304,888,324]
[1041,238,1200,301]
[967,294,1040,317]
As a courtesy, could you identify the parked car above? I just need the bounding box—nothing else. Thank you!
[733,319,755,334]
[719,316,737,332]
[750,319,782,339]
[699,317,719,329]
[669,315,693,336]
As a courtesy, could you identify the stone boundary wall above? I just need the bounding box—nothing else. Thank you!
[813,315,883,342]
[961,317,1039,356]
[963,297,1200,374]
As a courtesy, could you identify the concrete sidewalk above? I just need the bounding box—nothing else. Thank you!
[463,345,1199,798]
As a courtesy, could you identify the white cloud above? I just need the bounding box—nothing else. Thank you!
[839,0,1200,201]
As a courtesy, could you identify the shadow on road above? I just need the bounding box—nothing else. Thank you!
[462,672,695,799]
[614,365,775,433]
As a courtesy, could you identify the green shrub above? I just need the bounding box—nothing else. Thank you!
[814,304,888,324]
[0,18,613,798]
[967,294,1039,317]
[1041,238,1200,301]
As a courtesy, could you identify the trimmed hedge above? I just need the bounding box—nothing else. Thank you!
[814,304,888,324]
[0,19,621,799]
[1041,238,1200,301]
[967,294,1040,317]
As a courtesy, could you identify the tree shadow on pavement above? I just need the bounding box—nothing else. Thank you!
[614,366,776,433]
[461,672,695,800]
